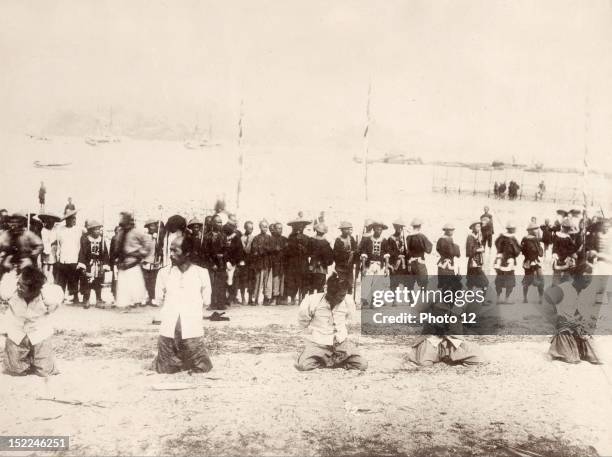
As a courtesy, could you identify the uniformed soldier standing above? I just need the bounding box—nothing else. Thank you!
[405,218,433,291]
[333,221,358,295]
[387,219,409,293]
[284,217,311,305]
[521,222,544,303]
[493,221,521,304]
[436,223,461,293]
[465,221,488,291]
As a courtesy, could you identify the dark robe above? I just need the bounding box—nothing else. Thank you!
[465,233,488,289]
[436,236,461,292]
[406,233,432,260]
[308,236,333,292]
[333,235,357,292]
[203,231,228,309]
[540,224,553,245]
[359,235,390,266]
[285,232,310,299]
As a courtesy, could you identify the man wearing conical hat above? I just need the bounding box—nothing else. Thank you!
[285,216,311,305]
[0,213,43,275]
[493,221,521,304]
[333,221,358,295]
[77,220,110,308]
[521,222,544,304]
[405,218,433,291]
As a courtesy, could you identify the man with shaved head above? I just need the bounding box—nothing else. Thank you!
[152,235,212,373]
[296,273,367,371]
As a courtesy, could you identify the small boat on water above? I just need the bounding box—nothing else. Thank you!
[85,135,120,146]
[33,160,72,169]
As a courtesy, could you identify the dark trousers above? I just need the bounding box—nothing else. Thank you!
[210,269,228,309]
[285,265,309,300]
[406,262,428,289]
[58,263,79,298]
[336,266,355,294]
[81,276,103,302]
[236,264,255,293]
[153,319,213,374]
[4,336,58,377]
[142,268,159,303]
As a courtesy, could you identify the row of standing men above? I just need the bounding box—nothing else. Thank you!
[0,205,604,310]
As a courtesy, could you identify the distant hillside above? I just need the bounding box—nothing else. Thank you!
[43,109,197,141]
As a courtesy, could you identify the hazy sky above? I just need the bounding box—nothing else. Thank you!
[1,0,611,169]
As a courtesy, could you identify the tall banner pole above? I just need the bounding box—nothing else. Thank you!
[236,100,244,213]
[582,94,590,257]
[363,82,371,211]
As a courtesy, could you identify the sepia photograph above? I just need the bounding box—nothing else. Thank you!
[0,1,611,456]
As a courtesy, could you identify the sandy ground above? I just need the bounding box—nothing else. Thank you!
[1,302,612,457]
[1,134,611,456]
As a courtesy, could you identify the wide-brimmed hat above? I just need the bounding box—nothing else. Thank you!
[392,218,406,227]
[287,217,312,227]
[144,219,159,227]
[370,221,388,230]
[7,212,27,222]
[469,221,481,230]
[442,223,455,231]
[526,222,539,231]
[410,218,423,227]
[62,209,78,220]
[187,217,204,228]
[86,219,102,229]
[556,209,569,217]
[38,212,61,224]
[338,221,353,230]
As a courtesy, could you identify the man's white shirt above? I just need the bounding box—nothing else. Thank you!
[0,271,63,345]
[297,293,356,346]
[56,225,82,264]
[156,264,211,339]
